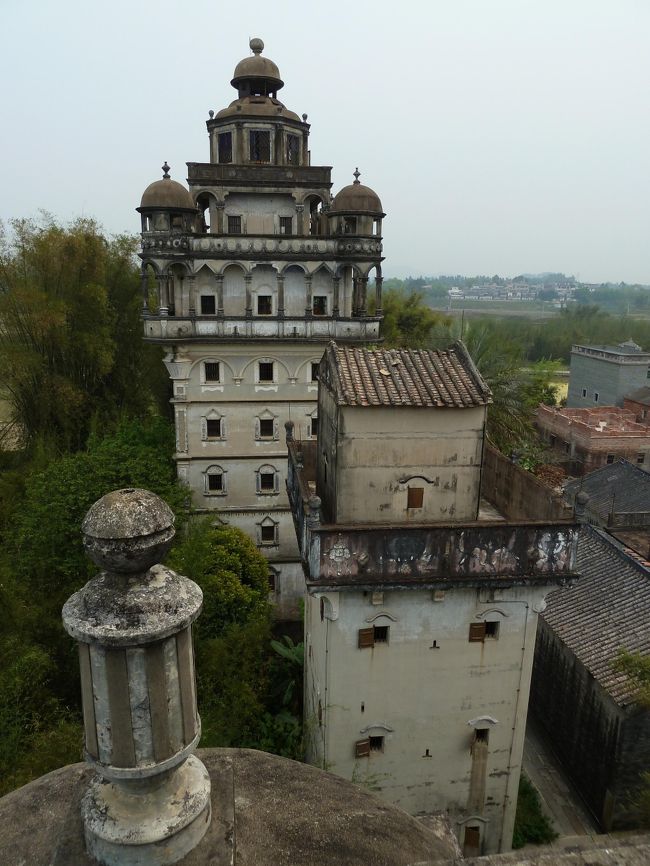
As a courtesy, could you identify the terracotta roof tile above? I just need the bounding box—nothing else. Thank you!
[324,341,492,408]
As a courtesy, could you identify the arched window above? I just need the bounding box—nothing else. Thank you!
[204,465,227,496]
[256,464,280,495]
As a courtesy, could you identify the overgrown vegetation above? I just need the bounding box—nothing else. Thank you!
[512,774,558,849]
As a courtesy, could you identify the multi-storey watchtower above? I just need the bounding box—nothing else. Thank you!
[137,39,385,616]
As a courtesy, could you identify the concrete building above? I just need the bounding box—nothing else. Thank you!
[137,38,385,618]
[624,385,650,422]
[531,524,650,831]
[567,342,650,408]
[287,342,580,856]
[536,405,650,475]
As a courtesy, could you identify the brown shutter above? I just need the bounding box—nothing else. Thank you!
[355,738,370,758]
[469,622,487,642]
[358,627,375,649]
[407,487,424,508]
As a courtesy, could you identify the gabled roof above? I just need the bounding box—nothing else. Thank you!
[564,459,650,521]
[323,341,492,408]
[542,525,650,706]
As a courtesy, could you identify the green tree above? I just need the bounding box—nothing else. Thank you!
[0,216,168,452]
[375,288,452,348]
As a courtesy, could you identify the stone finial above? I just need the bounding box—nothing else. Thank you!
[574,490,590,523]
[307,495,322,529]
[62,488,211,866]
[353,167,360,184]
[285,419,295,443]
[162,161,171,179]
[250,36,264,54]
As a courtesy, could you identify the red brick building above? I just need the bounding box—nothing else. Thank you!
[536,405,650,475]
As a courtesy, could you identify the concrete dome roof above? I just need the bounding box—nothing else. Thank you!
[216,96,300,123]
[231,38,283,91]
[139,163,195,211]
[330,170,384,215]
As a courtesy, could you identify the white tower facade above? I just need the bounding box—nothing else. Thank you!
[137,39,385,617]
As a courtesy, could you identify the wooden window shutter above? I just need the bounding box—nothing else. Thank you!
[358,627,375,649]
[355,738,370,758]
[469,622,486,642]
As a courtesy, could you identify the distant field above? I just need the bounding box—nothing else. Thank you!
[430,302,559,321]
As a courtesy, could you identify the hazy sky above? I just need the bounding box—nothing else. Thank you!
[2,0,649,282]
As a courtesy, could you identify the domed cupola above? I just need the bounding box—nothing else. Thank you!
[231,38,284,98]
[137,163,197,234]
[329,169,385,236]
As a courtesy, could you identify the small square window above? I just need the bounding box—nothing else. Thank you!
[606,454,615,464]
[200,295,216,315]
[259,418,274,438]
[261,523,276,544]
[311,362,320,382]
[257,295,272,315]
[475,728,490,744]
[484,621,499,639]
[310,417,319,437]
[279,216,293,235]
[581,388,587,398]
[373,625,389,643]
[369,736,384,752]
[208,473,223,492]
[206,418,221,438]
[258,362,274,382]
[594,392,599,403]
[260,472,275,492]
[228,215,242,234]
[204,362,220,382]
[313,296,327,316]
[268,571,277,592]
[638,453,645,464]
[407,487,424,509]
[564,441,570,454]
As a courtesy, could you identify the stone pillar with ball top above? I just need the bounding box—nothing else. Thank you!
[62,488,211,866]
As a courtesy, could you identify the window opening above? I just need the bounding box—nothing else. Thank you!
[206,419,221,438]
[311,362,320,382]
[204,362,220,382]
[258,361,274,382]
[227,215,242,234]
[638,453,645,464]
[310,416,319,437]
[260,471,275,492]
[594,391,599,403]
[257,295,272,315]
[286,134,300,164]
[373,625,389,643]
[606,454,615,464]
[407,487,424,509]
[208,473,223,492]
[369,736,384,752]
[484,621,499,639]
[259,418,274,438]
[581,388,587,397]
[475,728,490,743]
[268,571,277,592]
[343,217,357,234]
[200,295,216,315]
[218,132,232,164]
[279,216,293,235]
[260,523,276,544]
[250,130,271,162]
[313,296,327,316]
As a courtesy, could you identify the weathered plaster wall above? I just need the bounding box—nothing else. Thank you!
[480,446,572,521]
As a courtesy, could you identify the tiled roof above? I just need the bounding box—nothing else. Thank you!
[564,459,650,521]
[542,525,650,706]
[324,341,492,408]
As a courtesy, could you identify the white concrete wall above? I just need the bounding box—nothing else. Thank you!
[304,584,546,854]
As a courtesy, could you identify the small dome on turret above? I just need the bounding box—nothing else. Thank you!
[330,169,384,216]
[231,38,284,93]
[139,163,196,211]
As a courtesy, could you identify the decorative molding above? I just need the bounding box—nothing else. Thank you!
[475,607,510,620]
[364,611,398,624]
[467,715,499,728]
[359,722,394,735]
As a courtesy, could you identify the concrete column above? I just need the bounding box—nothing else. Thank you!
[235,122,245,162]
[296,204,305,235]
[157,277,168,316]
[215,274,224,317]
[215,203,225,235]
[302,130,309,165]
[359,277,368,317]
[141,269,149,313]
[277,274,285,318]
[188,275,196,316]
[375,275,383,315]
[62,488,211,866]
[244,274,252,318]
[352,277,358,317]
[332,276,340,317]
[305,274,313,317]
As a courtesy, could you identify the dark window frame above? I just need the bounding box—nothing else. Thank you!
[227,215,242,234]
[313,295,327,316]
[218,131,233,164]
[200,295,216,315]
[204,362,220,382]
[207,472,223,492]
[259,418,275,438]
[258,361,274,383]
[257,295,273,315]
[407,487,424,509]
[250,129,271,163]
[279,216,293,235]
[206,418,222,439]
